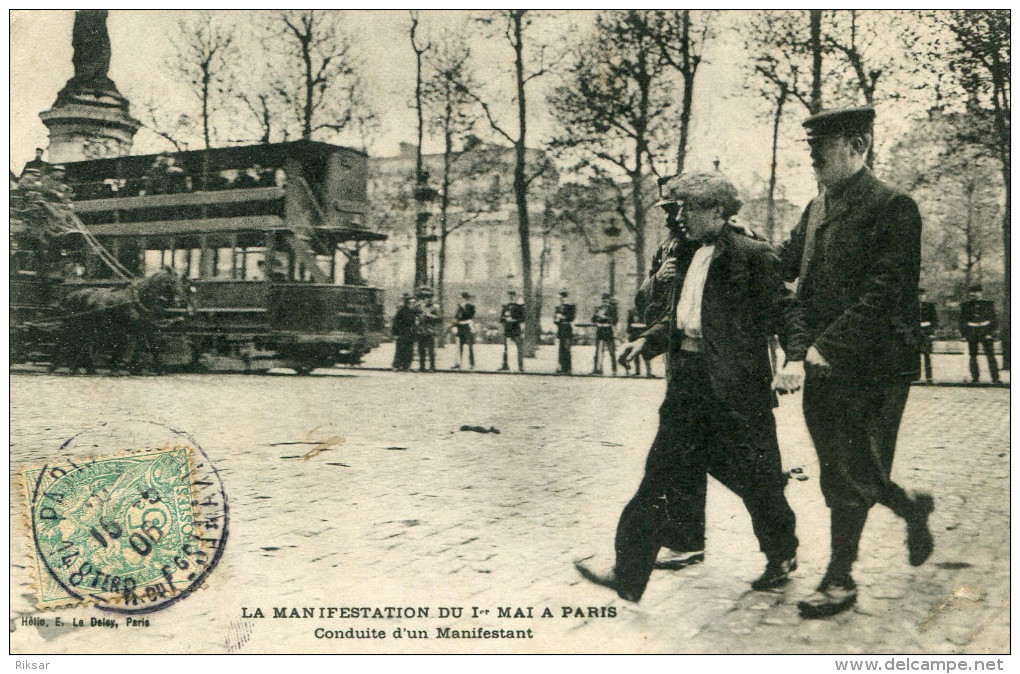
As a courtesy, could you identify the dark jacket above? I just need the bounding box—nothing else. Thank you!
[959,299,997,340]
[501,301,525,338]
[642,224,807,411]
[779,168,922,383]
[392,305,417,338]
[554,302,576,338]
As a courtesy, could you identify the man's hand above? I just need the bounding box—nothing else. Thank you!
[619,338,647,366]
[772,360,805,395]
[655,259,677,282]
[805,345,830,369]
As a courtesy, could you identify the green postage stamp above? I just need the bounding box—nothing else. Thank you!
[24,443,220,612]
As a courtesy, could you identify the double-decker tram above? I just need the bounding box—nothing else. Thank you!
[13,141,387,374]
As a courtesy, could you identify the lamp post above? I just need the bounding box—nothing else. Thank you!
[603,220,622,297]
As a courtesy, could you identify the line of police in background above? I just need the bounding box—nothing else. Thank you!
[389,284,656,376]
[389,272,1003,383]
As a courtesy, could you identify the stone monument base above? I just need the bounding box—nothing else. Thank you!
[40,95,141,163]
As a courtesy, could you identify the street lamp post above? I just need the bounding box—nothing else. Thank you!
[603,220,622,297]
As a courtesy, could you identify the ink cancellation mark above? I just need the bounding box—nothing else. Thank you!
[24,420,228,614]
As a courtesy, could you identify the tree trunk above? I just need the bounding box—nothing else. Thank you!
[990,43,1010,368]
[512,13,537,357]
[810,10,823,114]
[676,10,693,174]
[436,118,454,348]
[767,86,787,244]
[412,19,429,289]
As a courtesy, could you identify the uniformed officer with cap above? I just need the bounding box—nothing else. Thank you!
[591,292,619,376]
[415,285,440,372]
[779,106,934,618]
[958,283,1000,383]
[452,291,476,370]
[553,289,577,374]
[499,288,525,372]
[576,170,805,602]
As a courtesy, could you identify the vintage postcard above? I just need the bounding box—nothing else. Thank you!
[9,9,1010,659]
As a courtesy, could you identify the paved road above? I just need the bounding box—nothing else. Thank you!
[9,369,1009,654]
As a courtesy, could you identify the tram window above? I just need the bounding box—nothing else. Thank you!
[188,248,201,279]
[144,250,163,276]
[215,248,233,278]
[173,249,189,273]
[245,250,266,281]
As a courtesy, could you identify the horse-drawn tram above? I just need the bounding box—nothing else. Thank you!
[11,141,387,374]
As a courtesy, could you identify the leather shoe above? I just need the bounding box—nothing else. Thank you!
[654,548,705,570]
[797,575,857,618]
[574,559,640,602]
[751,556,797,590]
[906,492,935,566]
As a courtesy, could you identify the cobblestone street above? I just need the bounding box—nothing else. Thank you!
[9,361,1009,654]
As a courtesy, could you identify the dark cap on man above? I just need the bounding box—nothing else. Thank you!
[969,283,983,293]
[461,291,472,299]
[559,289,569,297]
[803,106,876,140]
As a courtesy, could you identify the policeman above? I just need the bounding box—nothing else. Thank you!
[452,291,476,370]
[591,293,619,376]
[779,106,934,618]
[958,284,1000,383]
[918,289,938,384]
[415,286,441,372]
[553,289,577,374]
[391,292,417,371]
[21,148,50,177]
[499,289,525,372]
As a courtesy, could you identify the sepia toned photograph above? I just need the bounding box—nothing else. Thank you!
[8,9,1010,660]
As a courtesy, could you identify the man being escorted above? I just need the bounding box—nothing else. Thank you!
[958,284,1000,384]
[591,294,619,376]
[553,289,577,374]
[452,291,476,370]
[918,289,938,384]
[499,289,525,372]
[576,172,805,602]
[779,107,935,619]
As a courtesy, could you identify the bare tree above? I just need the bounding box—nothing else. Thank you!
[642,10,715,174]
[262,10,364,142]
[550,10,675,281]
[422,32,488,320]
[461,10,555,356]
[937,9,1010,366]
[742,11,813,242]
[171,11,238,150]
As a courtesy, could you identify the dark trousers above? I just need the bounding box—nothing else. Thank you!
[502,335,524,371]
[417,335,436,371]
[393,336,415,370]
[593,332,616,374]
[456,328,475,368]
[802,375,913,514]
[919,337,934,381]
[558,335,572,373]
[967,337,1000,382]
[613,354,797,600]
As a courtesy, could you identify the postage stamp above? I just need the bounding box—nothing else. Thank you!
[22,421,228,613]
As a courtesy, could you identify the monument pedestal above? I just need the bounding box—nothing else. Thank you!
[40,91,141,163]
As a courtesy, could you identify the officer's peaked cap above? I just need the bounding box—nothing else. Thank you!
[803,106,875,140]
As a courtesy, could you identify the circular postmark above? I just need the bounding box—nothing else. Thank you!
[25,420,228,614]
